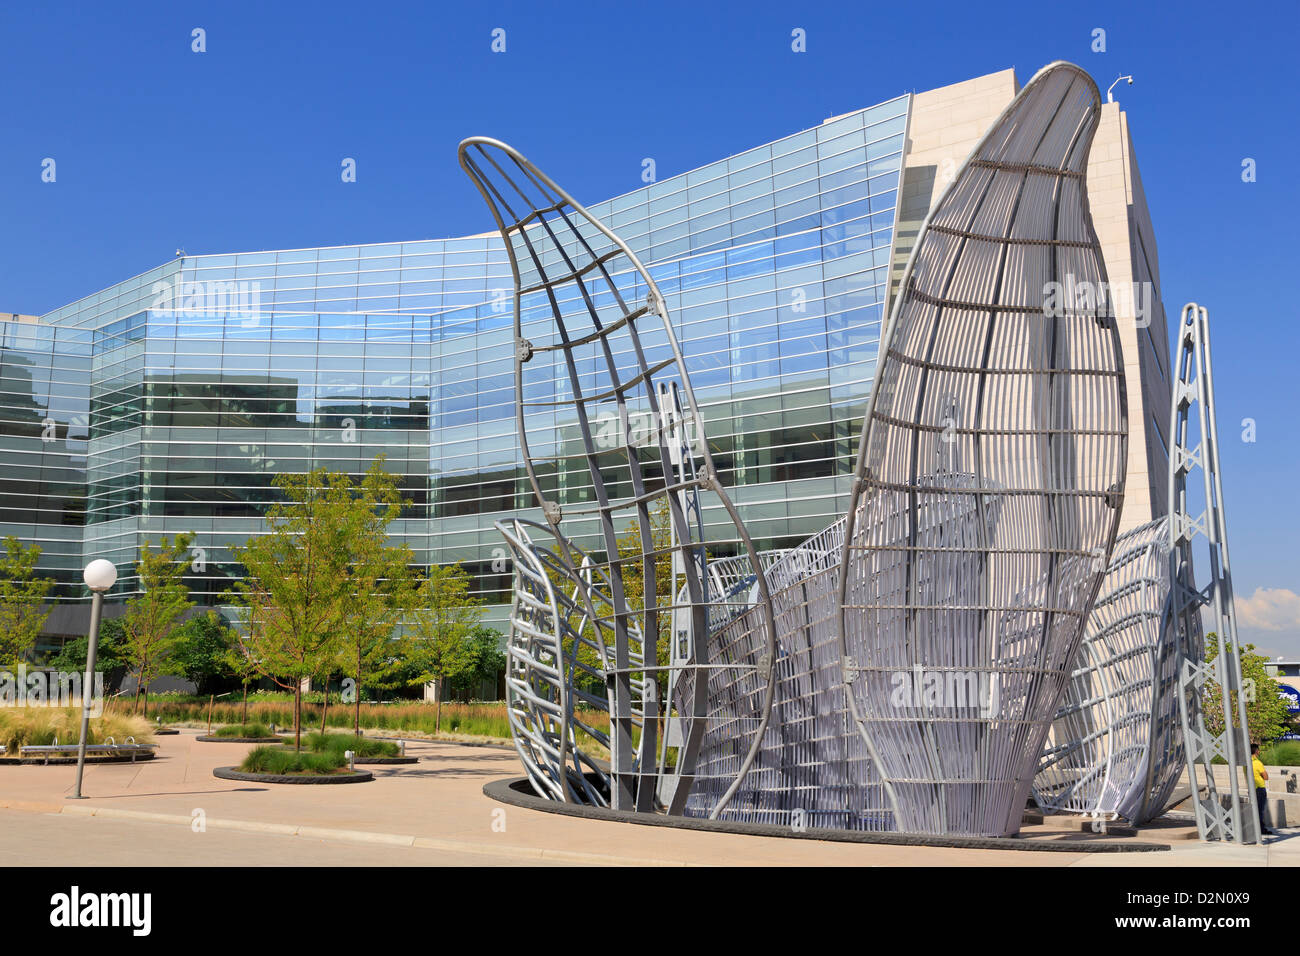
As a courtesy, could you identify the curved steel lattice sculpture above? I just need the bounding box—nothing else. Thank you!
[459,138,780,815]
[836,62,1128,836]
[473,61,1149,837]
[1033,516,1184,823]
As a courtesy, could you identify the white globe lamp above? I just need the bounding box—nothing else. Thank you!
[83,559,117,593]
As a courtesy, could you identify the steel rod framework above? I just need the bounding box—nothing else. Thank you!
[465,64,1271,842]
[834,61,1128,836]
[1170,303,1258,844]
[1033,516,1184,822]
[459,138,780,815]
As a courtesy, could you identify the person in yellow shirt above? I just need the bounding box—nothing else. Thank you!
[1252,744,1277,835]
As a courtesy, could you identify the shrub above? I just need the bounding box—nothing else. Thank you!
[113,697,527,740]
[1261,741,1300,766]
[239,746,347,775]
[303,732,398,757]
[212,722,274,738]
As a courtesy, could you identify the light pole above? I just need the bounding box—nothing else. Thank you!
[69,558,117,800]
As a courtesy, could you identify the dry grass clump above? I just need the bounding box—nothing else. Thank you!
[0,707,154,754]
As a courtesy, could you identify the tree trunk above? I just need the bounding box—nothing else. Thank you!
[354,667,362,736]
[143,684,149,720]
[293,682,302,750]
[319,678,329,736]
[436,677,443,735]
[242,683,249,724]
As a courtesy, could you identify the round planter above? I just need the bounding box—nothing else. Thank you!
[195,736,287,744]
[352,755,419,765]
[213,765,373,785]
[0,752,157,766]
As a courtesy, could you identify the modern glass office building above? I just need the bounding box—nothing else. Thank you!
[1,67,1168,646]
[3,95,906,642]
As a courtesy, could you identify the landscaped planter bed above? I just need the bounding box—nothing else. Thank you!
[213,765,373,784]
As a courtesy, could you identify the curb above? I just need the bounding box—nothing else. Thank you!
[482,777,1172,853]
[0,798,67,814]
[0,753,157,766]
[40,804,688,865]
[195,736,287,744]
[214,766,373,785]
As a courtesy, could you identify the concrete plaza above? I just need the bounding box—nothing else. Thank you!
[1,731,1296,866]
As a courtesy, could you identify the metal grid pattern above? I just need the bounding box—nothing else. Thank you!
[478,62,1172,839]
[1033,516,1184,822]
[836,62,1128,836]
[496,517,648,805]
[459,138,780,814]
[682,515,894,829]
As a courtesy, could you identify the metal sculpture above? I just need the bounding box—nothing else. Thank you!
[459,137,780,815]
[1034,516,1184,823]
[474,62,1147,837]
[1170,303,1258,843]
[836,61,1128,836]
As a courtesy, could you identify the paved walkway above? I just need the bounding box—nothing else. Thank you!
[1,731,1296,866]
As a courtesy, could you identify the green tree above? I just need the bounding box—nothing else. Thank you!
[48,617,130,685]
[1204,637,1293,745]
[223,594,268,725]
[171,611,233,695]
[228,461,406,748]
[0,536,55,667]
[445,626,506,700]
[406,562,485,733]
[614,498,676,696]
[333,459,416,735]
[121,534,195,715]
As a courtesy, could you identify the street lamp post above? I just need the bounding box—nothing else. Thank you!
[69,559,118,800]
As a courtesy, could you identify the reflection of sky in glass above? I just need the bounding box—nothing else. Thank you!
[7,95,908,606]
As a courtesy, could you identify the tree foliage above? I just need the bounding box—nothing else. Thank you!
[47,617,130,683]
[121,533,195,713]
[0,536,55,667]
[228,458,420,746]
[445,625,506,699]
[1203,637,1293,745]
[405,562,487,731]
[332,459,415,734]
[614,498,676,695]
[171,611,234,695]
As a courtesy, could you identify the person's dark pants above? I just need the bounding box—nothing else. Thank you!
[1257,786,1271,832]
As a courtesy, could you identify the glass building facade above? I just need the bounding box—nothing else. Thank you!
[1,92,909,635]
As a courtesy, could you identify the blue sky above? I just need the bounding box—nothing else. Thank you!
[2,0,1297,652]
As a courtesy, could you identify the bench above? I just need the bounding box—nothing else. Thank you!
[19,736,157,764]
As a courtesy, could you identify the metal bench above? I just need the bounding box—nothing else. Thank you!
[20,736,157,764]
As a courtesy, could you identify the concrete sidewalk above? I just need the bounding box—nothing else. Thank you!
[1,730,1295,866]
